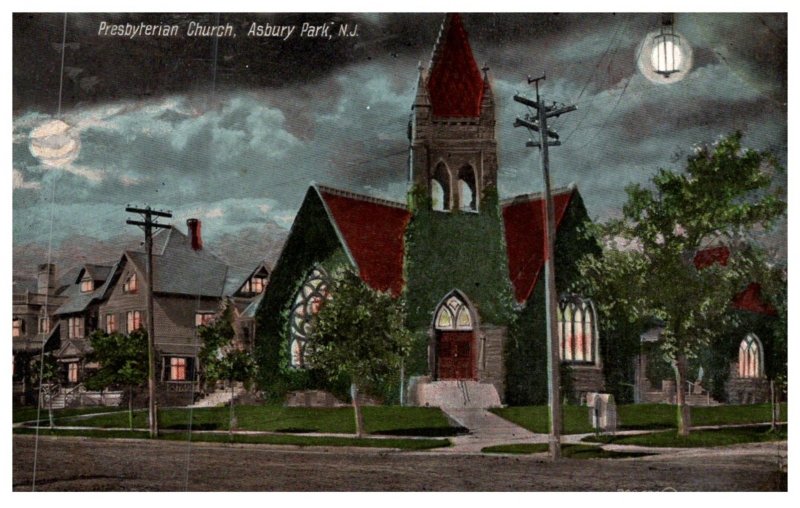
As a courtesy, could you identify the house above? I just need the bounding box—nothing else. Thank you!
[634,245,781,405]
[12,264,71,405]
[43,219,267,406]
[254,14,604,407]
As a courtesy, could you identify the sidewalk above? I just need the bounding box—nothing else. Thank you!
[438,407,548,453]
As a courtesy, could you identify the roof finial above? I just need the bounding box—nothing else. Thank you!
[482,62,489,79]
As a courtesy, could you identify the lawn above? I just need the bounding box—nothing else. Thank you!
[53,405,463,437]
[492,403,787,435]
[582,424,787,448]
[481,443,652,459]
[12,427,450,450]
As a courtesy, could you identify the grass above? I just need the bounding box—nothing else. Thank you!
[481,443,652,459]
[13,406,126,424]
[583,424,787,448]
[50,405,462,437]
[492,403,787,434]
[13,426,450,450]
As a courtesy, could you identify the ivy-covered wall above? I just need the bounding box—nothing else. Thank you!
[254,188,353,401]
[504,190,602,405]
[403,185,516,376]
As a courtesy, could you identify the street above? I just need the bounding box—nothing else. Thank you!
[12,435,786,491]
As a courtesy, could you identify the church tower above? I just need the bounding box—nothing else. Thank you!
[404,14,513,400]
[409,13,498,213]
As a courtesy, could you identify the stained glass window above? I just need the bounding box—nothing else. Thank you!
[289,267,331,368]
[738,333,763,378]
[558,296,598,364]
[435,294,472,330]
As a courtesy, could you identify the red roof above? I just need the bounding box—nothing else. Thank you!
[733,282,778,316]
[318,187,410,297]
[693,245,730,269]
[502,189,575,303]
[694,246,776,316]
[427,13,485,117]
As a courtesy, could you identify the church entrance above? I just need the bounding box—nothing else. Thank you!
[437,330,475,380]
[433,292,476,380]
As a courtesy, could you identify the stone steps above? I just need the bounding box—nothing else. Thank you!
[414,380,501,409]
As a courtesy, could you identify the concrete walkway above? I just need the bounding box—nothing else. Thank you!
[439,407,548,453]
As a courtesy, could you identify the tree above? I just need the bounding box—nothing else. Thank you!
[306,267,413,437]
[84,329,149,430]
[31,353,61,428]
[576,132,785,436]
[198,302,255,434]
[218,349,255,436]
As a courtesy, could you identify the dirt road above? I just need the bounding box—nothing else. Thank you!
[12,435,786,491]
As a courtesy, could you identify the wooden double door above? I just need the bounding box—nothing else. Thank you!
[437,330,476,380]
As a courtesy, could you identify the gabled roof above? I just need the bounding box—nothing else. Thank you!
[501,186,576,304]
[315,185,410,296]
[78,264,113,283]
[426,13,485,118]
[55,260,121,315]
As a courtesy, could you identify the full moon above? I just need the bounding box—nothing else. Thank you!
[29,119,81,168]
[637,30,693,84]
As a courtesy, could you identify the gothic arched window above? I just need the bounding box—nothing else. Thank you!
[738,333,763,378]
[435,294,473,331]
[458,165,477,212]
[432,162,451,211]
[558,295,598,364]
[289,267,331,368]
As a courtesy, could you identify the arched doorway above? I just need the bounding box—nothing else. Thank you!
[433,293,476,380]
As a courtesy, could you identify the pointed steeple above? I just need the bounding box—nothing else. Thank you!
[426,13,485,118]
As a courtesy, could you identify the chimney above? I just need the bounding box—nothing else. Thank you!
[187,218,203,251]
[37,263,56,296]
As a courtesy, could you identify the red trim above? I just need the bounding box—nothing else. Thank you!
[733,282,777,316]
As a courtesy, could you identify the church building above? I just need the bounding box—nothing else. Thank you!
[255,14,604,407]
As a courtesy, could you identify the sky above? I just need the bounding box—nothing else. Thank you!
[11,12,788,278]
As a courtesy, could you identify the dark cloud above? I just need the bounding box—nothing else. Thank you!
[12,12,787,276]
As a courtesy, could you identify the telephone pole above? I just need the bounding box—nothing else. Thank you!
[513,75,576,460]
[126,205,172,438]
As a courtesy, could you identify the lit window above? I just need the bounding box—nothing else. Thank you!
[558,296,598,364]
[123,273,138,294]
[80,277,94,293]
[12,318,23,337]
[170,357,188,381]
[106,314,117,333]
[68,316,85,339]
[249,276,266,294]
[738,333,763,378]
[195,312,215,327]
[67,362,79,383]
[435,294,472,331]
[289,267,331,368]
[126,311,142,333]
[38,316,50,334]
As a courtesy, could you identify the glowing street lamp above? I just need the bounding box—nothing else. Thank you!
[652,14,682,78]
[637,13,693,85]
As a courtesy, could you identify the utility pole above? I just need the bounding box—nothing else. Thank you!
[126,205,172,438]
[513,75,576,460]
